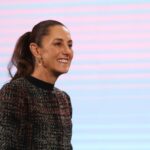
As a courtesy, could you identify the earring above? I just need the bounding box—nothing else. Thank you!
[37,57,42,65]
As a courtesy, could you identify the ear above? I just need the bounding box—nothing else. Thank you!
[29,43,41,58]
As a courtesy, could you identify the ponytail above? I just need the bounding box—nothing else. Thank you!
[8,32,34,81]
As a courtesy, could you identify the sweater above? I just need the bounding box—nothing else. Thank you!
[0,76,72,150]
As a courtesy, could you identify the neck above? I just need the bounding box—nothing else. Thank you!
[31,69,59,84]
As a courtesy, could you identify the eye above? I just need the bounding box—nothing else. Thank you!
[68,43,73,48]
[54,42,62,46]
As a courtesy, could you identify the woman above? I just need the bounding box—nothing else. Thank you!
[0,20,73,150]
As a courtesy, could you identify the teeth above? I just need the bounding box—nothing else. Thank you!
[58,59,68,63]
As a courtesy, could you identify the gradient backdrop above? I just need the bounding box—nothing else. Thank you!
[0,0,150,149]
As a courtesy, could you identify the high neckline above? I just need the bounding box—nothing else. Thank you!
[26,76,54,90]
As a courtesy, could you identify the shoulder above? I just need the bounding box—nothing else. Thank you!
[54,87,72,108]
[54,87,72,116]
[54,87,71,100]
[0,78,28,99]
[1,78,25,90]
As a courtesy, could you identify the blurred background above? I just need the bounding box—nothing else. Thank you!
[0,0,150,149]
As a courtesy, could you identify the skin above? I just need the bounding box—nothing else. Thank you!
[29,25,73,84]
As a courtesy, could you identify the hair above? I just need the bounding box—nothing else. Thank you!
[8,20,65,81]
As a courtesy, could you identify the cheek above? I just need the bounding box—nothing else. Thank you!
[42,50,53,59]
[41,52,52,64]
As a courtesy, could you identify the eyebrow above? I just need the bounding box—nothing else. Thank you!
[54,38,73,43]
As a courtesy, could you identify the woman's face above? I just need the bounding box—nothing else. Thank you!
[39,25,73,77]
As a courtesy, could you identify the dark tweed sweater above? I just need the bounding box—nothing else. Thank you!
[0,76,72,150]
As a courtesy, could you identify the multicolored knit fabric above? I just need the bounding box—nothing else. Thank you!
[0,76,72,150]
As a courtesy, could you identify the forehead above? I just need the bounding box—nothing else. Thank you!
[47,25,71,40]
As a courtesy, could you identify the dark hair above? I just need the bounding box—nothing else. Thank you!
[8,20,65,81]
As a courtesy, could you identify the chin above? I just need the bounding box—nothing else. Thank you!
[60,69,69,74]
[54,69,69,77]
[59,67,70,74]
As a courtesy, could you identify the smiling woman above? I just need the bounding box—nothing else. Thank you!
[30,25,73,83]
[0,20,73,150]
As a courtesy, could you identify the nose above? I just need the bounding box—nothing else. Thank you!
[62,44,72,55]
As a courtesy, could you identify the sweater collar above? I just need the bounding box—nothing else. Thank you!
[26,76,54,90]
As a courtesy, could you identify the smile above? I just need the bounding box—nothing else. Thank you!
[57,59,69,64]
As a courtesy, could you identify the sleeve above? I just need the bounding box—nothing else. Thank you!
[63,91,72,118]
[0,83,28,150]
